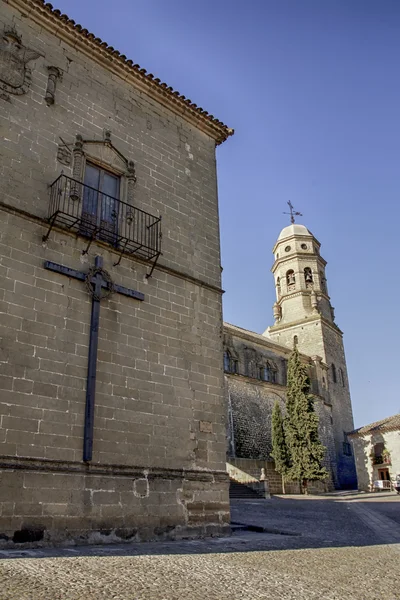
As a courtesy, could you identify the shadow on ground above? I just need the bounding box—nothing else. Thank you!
[0,493,399,560]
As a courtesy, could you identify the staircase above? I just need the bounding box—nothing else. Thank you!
[229,480,261,499]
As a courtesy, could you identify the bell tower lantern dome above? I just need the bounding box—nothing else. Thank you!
[270,223,333,328]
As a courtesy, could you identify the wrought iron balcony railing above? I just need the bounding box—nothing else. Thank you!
[372,455,391,465]
[43,174,161,273]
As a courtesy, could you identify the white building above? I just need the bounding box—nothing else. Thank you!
[348,414,400,491]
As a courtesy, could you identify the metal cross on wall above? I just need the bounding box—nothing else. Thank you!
[44,256,144,462]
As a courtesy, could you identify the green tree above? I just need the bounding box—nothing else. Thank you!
[285,345,328,493]
[271,401,290,494]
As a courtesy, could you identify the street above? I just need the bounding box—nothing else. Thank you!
[0,492,399,600]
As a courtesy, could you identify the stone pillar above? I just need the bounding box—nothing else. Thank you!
[126,160,136,205]
[70,134,84,202]
[311,289,319,313]
[45,66,61,106]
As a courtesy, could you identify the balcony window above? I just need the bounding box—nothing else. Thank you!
[81,163,120,241]
[43,173,161,273]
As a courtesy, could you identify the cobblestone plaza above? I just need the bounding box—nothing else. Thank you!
[1,494,399,600]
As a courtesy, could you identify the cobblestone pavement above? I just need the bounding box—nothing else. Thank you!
[0,493,399,600]
[348,491,400,526]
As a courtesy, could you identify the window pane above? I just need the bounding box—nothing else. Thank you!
[84,164,100,189]
[82,164,100,226]
[102,172,119,198]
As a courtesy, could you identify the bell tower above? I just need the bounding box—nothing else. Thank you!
[265,221,357,489]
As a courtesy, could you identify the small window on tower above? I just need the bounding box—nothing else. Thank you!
[286,270,295,291]
[293,335,298,347]
[304,267,313,289]
[332,363,337,383]
[339,367,345,387]
[343,433,352,456]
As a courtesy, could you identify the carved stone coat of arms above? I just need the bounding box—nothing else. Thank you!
[0,29,41,98]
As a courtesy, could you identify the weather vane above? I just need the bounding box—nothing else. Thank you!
[283,200,303,224]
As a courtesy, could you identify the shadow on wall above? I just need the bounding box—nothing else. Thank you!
[352,435,371,492]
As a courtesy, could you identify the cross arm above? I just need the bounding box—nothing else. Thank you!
[114,284,144,301]
[44,261,86,281]
[44,260,144,302]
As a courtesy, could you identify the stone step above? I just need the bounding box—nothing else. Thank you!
[229,480,261,499]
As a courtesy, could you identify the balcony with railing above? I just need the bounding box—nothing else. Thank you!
[43,174,162,274]
[372,454,391,466]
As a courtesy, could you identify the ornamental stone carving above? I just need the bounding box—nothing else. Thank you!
[0,28,41,100]
[126,160,137,204]
[45,66,62,105]
[70,134,84,201]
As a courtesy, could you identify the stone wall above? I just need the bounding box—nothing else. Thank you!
[224,327,337,491]
[0,3,223,288]
[227,458,329,495]
[0,1,230,545]
[227,375,285,460]
[321,323,357,488]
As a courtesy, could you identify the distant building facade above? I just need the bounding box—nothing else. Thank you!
[348,414,400,491]
[0,0,232,546]
[225,223,357,491]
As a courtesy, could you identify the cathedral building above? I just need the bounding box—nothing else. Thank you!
[0,0,232,546]
[225,222,357,491]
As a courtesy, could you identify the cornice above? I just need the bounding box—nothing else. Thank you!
[0,455,229,482]
[223,322,313,363]
[8,0,234,145]
[224,323,291,357]
[272,232,321,254]
[275,289,331,305]
[271,253,327,272]
[269,314,343,336]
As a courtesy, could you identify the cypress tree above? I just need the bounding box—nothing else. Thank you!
[285,345,328,493]
[271,400,290,494]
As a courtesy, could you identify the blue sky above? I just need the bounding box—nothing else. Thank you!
[55,0,400,427]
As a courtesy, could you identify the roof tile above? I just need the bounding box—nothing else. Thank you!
[27,0,233,143]
[348,413,400,437]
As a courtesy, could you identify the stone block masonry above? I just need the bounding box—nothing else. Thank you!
[0,0,232,545]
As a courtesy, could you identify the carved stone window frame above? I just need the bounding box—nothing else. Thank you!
[224,348,239,374]
[70,133,136,205]
[259,360,278,384]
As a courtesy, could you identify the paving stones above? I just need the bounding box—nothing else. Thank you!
[0,494,399,599]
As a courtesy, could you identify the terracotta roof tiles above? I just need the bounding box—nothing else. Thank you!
[20,0,233,144]
[348,413,400,437]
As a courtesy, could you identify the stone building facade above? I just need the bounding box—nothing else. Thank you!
[225,223,357,491]
[348,414,400,492]
[0,0,233,546]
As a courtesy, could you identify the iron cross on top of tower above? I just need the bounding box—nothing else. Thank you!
[283,201,303,224]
